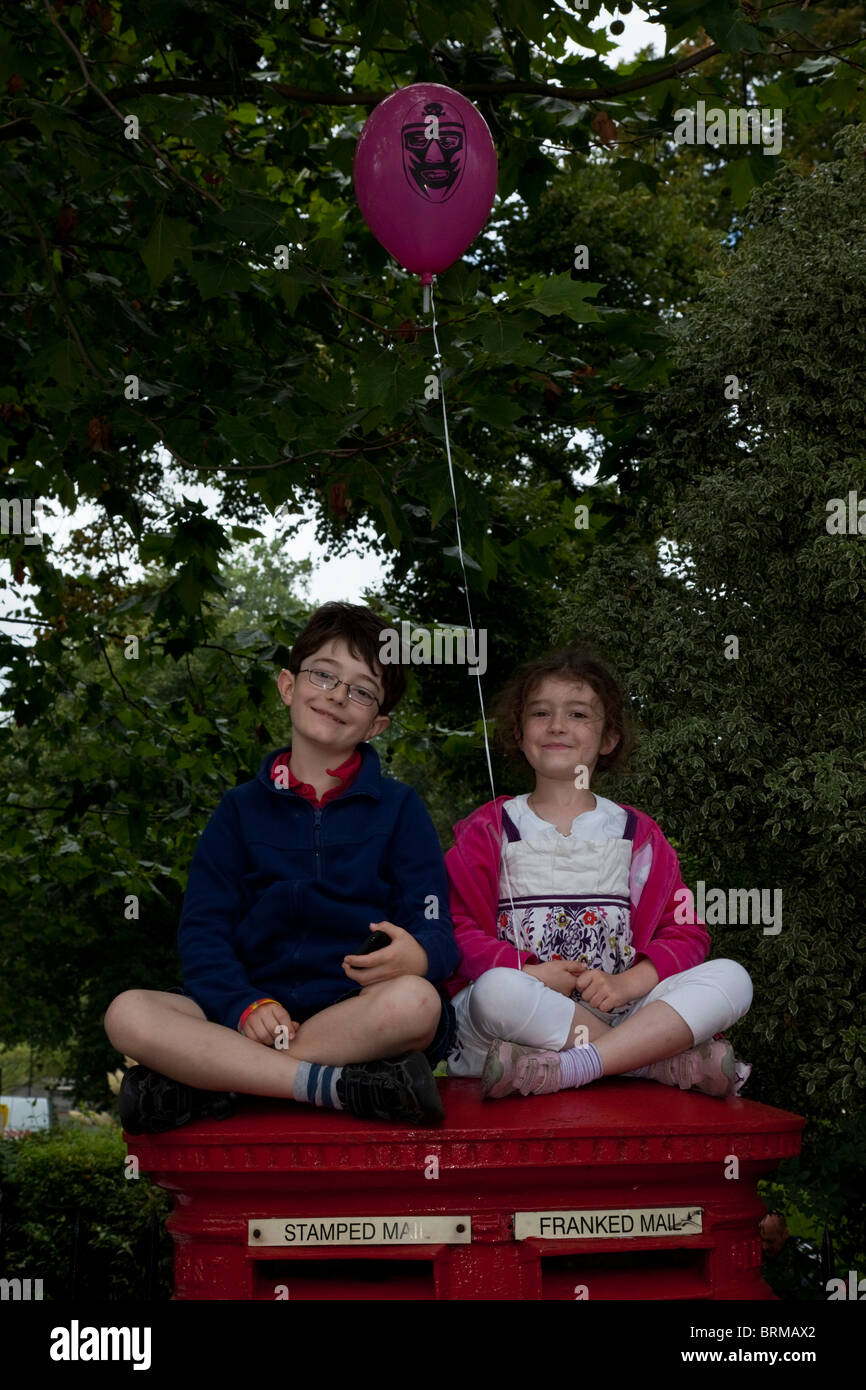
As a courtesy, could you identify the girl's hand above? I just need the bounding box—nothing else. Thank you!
[242,1001,297,1047]
[572,967,630,1012]
[342,921,429,986]
[523,960,586,998]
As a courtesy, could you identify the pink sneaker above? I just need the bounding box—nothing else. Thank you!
[481,1039,563,1099]
[646,1038,751,1097]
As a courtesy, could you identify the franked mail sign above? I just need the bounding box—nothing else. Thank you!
[249,1215,471,1247]
[514,1206,703,1240]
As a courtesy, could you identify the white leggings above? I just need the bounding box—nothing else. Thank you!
[446,959,754,1078]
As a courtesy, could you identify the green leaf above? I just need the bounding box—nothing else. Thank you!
[218,414,258,447]
[355,349,426,416]
[524,273,603,323]
[438,260,481,303]
[430,492,452,529]
[499,0,550,44]
[188,258,253,300]
[442,544,481,571]
[367,484,404,548]
[725,156,756,208]
[355,0,391,55]
[140,214,193,288]
[760,6,818,35]
[186,115,226,155]
[214,192,296,251]
[479,312,540,360]
[172,566,206,614]
[28,101,77,140]
[795,55,838,76]
[700,4,767,53]
[558,13,617,55]
[48,339,81,390]
[355,351,398,409]
[471,394,524,428]
[749,150,781,187]
[617,159,662,194]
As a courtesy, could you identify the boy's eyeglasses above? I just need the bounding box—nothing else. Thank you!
[299,667,381,709]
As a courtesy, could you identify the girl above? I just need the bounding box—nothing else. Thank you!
[443,647,753,1099]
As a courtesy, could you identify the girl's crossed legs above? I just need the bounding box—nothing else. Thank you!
[446,958,753,1081]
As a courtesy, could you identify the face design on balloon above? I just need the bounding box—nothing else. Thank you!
[401,100,466,203]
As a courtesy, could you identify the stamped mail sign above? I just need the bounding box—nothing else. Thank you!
[248,1215,472,1247]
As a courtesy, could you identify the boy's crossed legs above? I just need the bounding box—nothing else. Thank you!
[105,975,447,1126]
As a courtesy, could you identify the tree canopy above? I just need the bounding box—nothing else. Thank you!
[3,0,864,617]
[2,2,866,1258]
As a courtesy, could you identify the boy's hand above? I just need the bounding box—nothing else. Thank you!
[342,921,429,986]
[523,960,585,997]
[242,1001,297,1048]
[572,967,630,1012]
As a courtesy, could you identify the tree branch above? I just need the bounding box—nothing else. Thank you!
[136,410,416,474]
[0,118,38,143]
[0,176,108,382]
[773,35,866,74]
[107,44,723,107]
[0,615,284,669]
[39,0,226,210]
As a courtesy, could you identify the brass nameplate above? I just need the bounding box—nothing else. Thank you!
[249,1215,472,1247]
[514,1206,703,1240]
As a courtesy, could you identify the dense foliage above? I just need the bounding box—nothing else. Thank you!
[553,125,866,1265]
[2,0,865,1278]
[0,1120,172,1300]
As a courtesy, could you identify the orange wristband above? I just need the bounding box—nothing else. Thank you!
[237,998,281,1033]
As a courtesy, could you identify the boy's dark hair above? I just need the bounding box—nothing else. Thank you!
[490,644,636,775]
[288,602,407,716]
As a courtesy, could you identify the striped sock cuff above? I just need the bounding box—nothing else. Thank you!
[559,1041,604,1089]
[318,1065,342,1109]
[292,1060,342,1109]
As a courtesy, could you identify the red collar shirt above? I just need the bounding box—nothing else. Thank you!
[269,746,362,807]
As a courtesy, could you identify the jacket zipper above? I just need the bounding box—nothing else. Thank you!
[313,805,323,880]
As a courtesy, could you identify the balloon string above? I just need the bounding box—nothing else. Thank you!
[427,278,525,969]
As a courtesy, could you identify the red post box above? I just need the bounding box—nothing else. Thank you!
[128,1078,804,1301]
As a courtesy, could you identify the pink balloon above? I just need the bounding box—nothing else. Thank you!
[354,83,498,280]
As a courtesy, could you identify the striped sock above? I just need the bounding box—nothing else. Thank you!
[292,1060,343,1109]
[558,1042,604,1089]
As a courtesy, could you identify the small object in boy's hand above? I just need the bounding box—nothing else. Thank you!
[357,929,391,955]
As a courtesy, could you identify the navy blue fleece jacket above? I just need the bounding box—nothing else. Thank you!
[177,742,458,1029]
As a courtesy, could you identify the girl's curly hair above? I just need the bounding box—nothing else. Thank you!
[490,644,636,775]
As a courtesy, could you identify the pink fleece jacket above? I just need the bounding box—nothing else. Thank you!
[443,796,711,998]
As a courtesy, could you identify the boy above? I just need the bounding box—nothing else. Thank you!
[105,603,459,1128]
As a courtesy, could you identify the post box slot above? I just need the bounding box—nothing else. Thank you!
[540,1246,710,1300]
[253,1253,436,1301]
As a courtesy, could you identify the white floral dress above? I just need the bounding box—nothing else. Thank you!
[495,795,638,1020]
